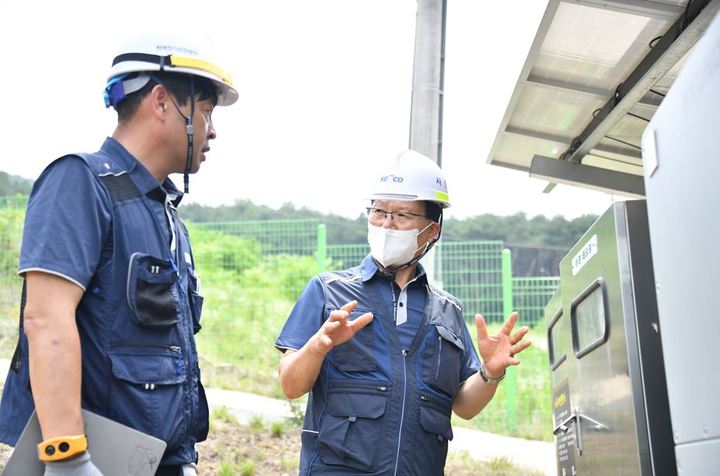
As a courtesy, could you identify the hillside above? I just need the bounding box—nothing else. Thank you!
[0,172,32,196]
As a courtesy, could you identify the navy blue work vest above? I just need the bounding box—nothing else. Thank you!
[0,149,207,466]
[300,267,472,475]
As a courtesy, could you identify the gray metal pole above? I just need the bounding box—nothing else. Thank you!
[409,0,447,285]
[409,0,446,164]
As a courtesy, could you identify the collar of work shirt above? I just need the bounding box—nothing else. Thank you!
[389,272,424,326]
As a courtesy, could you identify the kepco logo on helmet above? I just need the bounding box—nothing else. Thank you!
[381,175,404,183]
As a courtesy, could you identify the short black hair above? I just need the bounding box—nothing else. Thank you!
[425,201,443,223]
[115,71,219,122]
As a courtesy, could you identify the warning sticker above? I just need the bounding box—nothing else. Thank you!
[553,379,577,475]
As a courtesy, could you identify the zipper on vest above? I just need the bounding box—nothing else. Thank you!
[393,348,409,476]
[164,199,181,277]
[113,343,181,352]
[436,335,443,381]
[390,281,398,324]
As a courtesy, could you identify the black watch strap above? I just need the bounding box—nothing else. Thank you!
[479,364,506,384]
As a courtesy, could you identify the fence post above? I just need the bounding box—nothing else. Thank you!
[502,248,517,433]
[317,224,327,274]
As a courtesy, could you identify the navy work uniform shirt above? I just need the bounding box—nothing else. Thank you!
[276,255,480,475]
[0,138,207,466]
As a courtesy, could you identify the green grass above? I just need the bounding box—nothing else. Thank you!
[270,421,285,437]
[195,269,296,399]
[211,405,239,426]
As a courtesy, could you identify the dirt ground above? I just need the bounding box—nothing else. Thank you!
[196,418,532,476]
[0,420,534,476]
[196,418,300,475]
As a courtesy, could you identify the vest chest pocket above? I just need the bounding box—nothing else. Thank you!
[423,325,465,396]
[317,382,389,472]
[126,253,179,327]
[328,309,376,372]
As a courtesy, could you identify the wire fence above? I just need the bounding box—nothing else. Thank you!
[0,201,560,337]
[196,219,320,256]
[0,197,558,441]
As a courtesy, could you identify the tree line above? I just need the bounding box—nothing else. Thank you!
[179,200,597,247]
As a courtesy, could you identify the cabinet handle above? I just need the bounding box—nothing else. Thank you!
[553,408,609,455]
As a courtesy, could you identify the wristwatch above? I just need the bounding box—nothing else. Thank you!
[479,364,506,384]
[38,434,88,462]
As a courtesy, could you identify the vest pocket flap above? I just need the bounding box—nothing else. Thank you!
[436,325,464,351]
[327,393,387,419]
[419,402,453,441]
[109,350,185,385]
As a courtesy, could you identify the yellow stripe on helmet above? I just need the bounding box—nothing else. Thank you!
[170,55,233,86]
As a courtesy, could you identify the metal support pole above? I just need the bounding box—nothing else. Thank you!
[409,0,447,284]
[502,248,517,432]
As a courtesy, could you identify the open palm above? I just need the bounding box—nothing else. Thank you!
[475,312,531,378]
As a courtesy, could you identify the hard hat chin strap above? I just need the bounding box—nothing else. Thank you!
[183,76,196,194]
[147,74,195,193]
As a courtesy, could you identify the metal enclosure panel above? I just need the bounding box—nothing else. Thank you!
[674,439,720,475]
[560,203,643,474]
[551,201,675,475]
[546,288,576,474]
[641,8,720,462]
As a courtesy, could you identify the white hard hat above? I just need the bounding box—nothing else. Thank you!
[368,150,450,208]
[105,32,238,107]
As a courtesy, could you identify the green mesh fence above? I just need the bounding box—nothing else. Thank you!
[440,241,505,323]
[0,205,557,346]
[0,201,557,440]
[327,244,369,270]
[512,276,560,326]
[192,219,320,256]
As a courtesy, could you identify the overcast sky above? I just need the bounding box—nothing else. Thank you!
[0,0,616,220]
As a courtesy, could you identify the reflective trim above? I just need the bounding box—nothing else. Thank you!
[434,190,449,202]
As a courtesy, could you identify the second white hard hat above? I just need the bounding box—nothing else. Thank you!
[367,150,450,208]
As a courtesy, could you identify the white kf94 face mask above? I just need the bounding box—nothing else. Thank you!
[367,222,433,269]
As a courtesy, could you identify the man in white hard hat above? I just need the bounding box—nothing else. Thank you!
[0,33,237,476]
[275,150,532,474]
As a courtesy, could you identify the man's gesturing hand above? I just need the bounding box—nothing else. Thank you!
[476,312,532,379]
[311,300,373,355]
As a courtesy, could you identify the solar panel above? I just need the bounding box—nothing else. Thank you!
[486,0,718,195]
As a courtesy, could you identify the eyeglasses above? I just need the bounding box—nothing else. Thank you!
[366,207,428,226]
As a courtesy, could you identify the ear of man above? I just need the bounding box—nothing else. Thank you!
[150,84,171,120]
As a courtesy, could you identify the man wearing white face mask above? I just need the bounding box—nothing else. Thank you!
[275,150,532,475]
